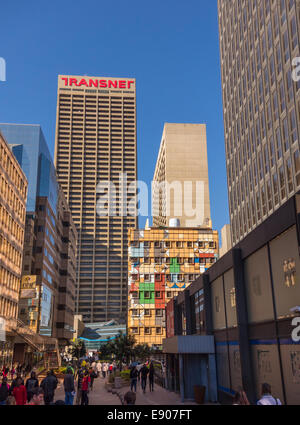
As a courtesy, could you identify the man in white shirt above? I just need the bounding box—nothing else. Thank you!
[257,383,282,405]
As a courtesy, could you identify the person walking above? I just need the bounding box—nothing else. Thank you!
[25,371,39,403]
[10,372,24,394]
[0,377,10,405]
[130,366,138,393]
[12,377,27,405]
[140,364,149,394]
[64,367,75,405]
[75,367,84,405]
[232,389,250,405]
[10,366,15,381]
[149,362,155,392]
[257,383,282,405]
[89,367,97,391]
[40,370,58,405]
[81,371,91,405]
[96,361,101,378]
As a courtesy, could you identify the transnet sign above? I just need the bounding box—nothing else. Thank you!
[60,77,135,89]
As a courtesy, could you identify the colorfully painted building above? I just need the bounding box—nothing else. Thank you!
[127,226,219,349]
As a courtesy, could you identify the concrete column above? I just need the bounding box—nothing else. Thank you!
[179,354,185,402]
[233,248,256,404]
[208,354,218,402]
[184,289,192,335]
[203,274,213,334]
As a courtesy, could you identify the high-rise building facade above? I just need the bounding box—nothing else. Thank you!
[218,0,300,245]
[152,123,211,228]
[54,75,137,323]
[0,131,27,364]
[127,226,219,349]
[0,124,77,347]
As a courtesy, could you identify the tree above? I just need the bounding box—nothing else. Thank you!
[133,343,152,362]
[68,339,86,361]
[109,332,136,369]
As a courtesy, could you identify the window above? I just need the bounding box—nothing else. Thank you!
[286,157,294,193]
[132,309,139,316]
[187,242,193,248]
[154,241,160,248]
[143,241,150,247]
[144,327,151,335]
[144,274,150,282]
[155,291,161,298]
[166,292,172,298]
[165,241,171,248]
[176,241,182,248]
[155,309,163,317]
[144,309,151,316]
[144,257,150,264]
[131,291,138,298]
[155,274,161,282]
[144,291,150,298]
[293,150,300,187]
[188,258,194,264]
[279,165,286,199]
[131,327,139,334]
[156,327,162,335]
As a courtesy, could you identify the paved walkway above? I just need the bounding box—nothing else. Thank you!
[114,379,198,405]
[53,375,120,405]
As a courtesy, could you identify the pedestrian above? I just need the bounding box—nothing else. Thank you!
[81,371,91,406]
[140,364,149,394]
[27,388,44,405]
[130,366,138,393]
[123,391,136,405]
[12,377,27,405]
[40,370,58,405]
[232,389,250,405]
[25,371,39,403]
[10,372,24,394]
[10,366,15,381]
[149,362,154,392]
[257,383,282,405]
[0,377,10,405]
[64,367,75,405]
[89,367,97,391]
[76,367,84,405]
[96,361,101,378]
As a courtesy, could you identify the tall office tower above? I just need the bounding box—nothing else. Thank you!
[218,0,300,245]
[152,123,211,228]
[54,75,137,323]
[0,132,27,365]
[0,123,77,349]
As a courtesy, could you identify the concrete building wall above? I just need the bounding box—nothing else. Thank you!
[153,123,211,228]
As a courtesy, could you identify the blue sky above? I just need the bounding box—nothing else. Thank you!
[0,0,229,236]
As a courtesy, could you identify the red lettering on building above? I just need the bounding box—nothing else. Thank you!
[99,80,107,88]
[119,80,126,89]
[78,78,88,87]
[69,78,78,87]
[128,80,135,89]
[108,80,118,88]
[61,77,68,86]
[89,79,98,88]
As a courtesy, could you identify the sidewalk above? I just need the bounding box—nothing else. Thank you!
[53,375,121,405]
[112,380,198,405]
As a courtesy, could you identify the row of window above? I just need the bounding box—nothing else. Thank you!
[130,240,217,249]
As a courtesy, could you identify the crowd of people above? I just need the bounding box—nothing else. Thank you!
[232,384,282,406]
[129,362,155,394]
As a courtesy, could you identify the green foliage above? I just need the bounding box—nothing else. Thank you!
[120,370,130,381]
[67,339,87,360]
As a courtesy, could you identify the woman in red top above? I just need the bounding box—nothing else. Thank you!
[12,378,27,405]
[81,372,91,405]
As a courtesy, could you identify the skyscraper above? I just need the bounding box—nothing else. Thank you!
[152,123,211,228]
[0,123,77,347]
[218,0,300,245]
[54,75,137,323]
